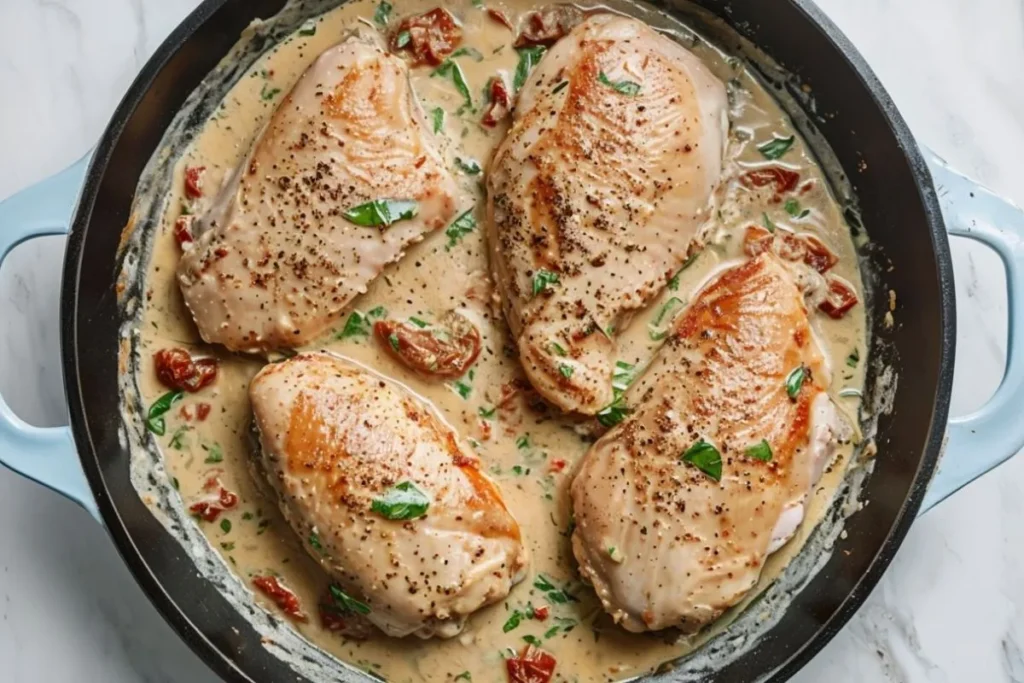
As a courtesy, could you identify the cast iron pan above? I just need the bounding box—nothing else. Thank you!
[2,0,1023,681]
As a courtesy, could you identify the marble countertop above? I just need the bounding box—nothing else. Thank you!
[1,0,1022,681]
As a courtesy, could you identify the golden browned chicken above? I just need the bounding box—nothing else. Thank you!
[487,14,728,415]
[178,31,458,352]
[570,254,843,633]
[249,352,528,638]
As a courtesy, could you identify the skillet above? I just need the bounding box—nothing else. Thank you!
[1,0,1024,681]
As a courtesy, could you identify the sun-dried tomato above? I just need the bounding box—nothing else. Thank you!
[532,604,550,620]
[514,5,584,47]
[775,230,808,262]
[740,166,800,197]
[548,459,567,474]
[196,402,212,421]
[818,274,859,319]
[154,347,218,392]
[189,501,223,522]
[743,225,774,258]
[482,76,513,127]
[506,644,557,683]
[487,8,514,30]
[802,235,839,273]
[219,488,239,509]
[318,602,373,639]
[184,166,205,199]
[374,311,481,378]
[253,576,307,622]
[390,8,462,66]
[174,216,194,247]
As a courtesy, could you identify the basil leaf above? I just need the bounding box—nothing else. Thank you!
[431,106,445,134]
[531,269,560,296]
[649,297,683,340]
[549,341,567,357]
[220,519,232,533]
[455,157,482,175]
[681,439,722,481]
[451,381,471,399]
[451,46,484,62]
[388,333,400,351]
[533,574,556,592]
[785,365,807,399]
[514,46,546,91]
[522,635,543,646]
[373,0,392,26]
[558,363,574,378]
[339,310,370,339]
[367,306,387,319]
[168,425,190,449]
[516,435,530,449]
[309,531,323,552]
[409,317,429,328]
[745,439,773,462]
[846,348,859,368]
[394,29,411,48]
[612,360,636,394]
[757,135,795,160]
[784,198,802,217]
[763,212,777,233]
[260,83,282,101]
[343,199,418,228]
[372,481,430,520]
[204,442,224,464]
[455,673,472,682]
[147,391,183,434]
[478,406,497,418]
[298,18,317,36]
[596,396,630,427]
[597,71,641,95]
[503,610,524,632]
[432,59,473,112]
[330,584,371,614]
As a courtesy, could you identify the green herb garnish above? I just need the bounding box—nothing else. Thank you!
[513,46,546,91]
[343,198,418,228]
[558,363,574,379]
[373,0,392,26]
[260,83,282,101]
[168,425,190,450]
[309,531,323,552]
[367,306,386,319]
[597,71,641,95]
[408,316,429,328]
[388,333,400,352]
[394,29,411,48]
[785,365,807,399]
[516,435,530,450]
[847,348,860,368]
[745,439,773,462]
[522,635,543,646]
[454,673,472,682]
[596,396,630,427]
[455,157,482,175]
[649,297,683,341]
[204,442,224,464]
[451,46,484,62]
[298,18,317,36]
[763,212,777,233]
[452,381,472,399]
[681,438,723,481]
[531,269,560,296]
[503,610,524,632]
[445,208,477,249]
[479,406,497,419]
[533,574,574,604]
[757,135,795,160]
[146,390,183,435]
[549,341,567,357]
[220,519,232,533]
[432,59,473,112]
[330,584,371,614]
[431,107,445,134]
[339,310,370,339]
[372,481,430,520]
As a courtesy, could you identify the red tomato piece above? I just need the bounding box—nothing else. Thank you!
[374,311,482,379]
[219,488,239,509]
[252,576,307,622]
[514,5,584,47]
[506,645,557,683]
[802,235,839,273]
[548,459,567,474]
[390,8,462,66]
[174,216,194,247]
[184,166,205,199]
[487,8,514,29]
[532,604,550,621]
[196,402,212,421]
[189,501,222,522]
[743,225,774,258]
[482,76,513,128]
[740,166,800,196]
[818,274,859,319]
[154,347,219,392]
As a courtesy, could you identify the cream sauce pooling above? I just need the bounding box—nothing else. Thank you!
[132,1,868,681]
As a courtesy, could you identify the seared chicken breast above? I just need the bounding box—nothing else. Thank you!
[249,352,528,638]
[487,14,727,414]
[178,31,458,352]
[570,254,843,633]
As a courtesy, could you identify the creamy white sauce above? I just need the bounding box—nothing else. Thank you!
[117,1,873,681]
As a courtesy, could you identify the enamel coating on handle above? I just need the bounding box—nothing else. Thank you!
[0,152,99,521]
[920,149,1024,512]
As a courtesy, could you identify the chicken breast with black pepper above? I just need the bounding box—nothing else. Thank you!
[178,30,458,352]
[487,14,727,414]
[249,352,528,638]
[571,254,844,633]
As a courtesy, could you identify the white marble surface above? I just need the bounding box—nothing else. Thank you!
[0,0,1022,680]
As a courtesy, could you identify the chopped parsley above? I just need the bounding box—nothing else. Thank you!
[681,439,723,481]
[445,208,477,249]
[533,574,575,604]
[531,269,560,296]
[371,481,430,520]
[757,134,795,160]
[558,363,574,379]
[597,71,641,95]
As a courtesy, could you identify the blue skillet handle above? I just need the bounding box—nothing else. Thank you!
[0,152,99,521]
[920,148,1024,512]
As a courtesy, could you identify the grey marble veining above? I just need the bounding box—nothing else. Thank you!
[0,0,1022,681]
